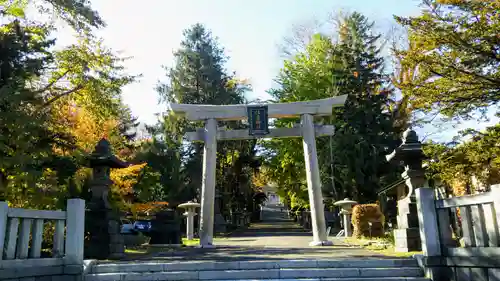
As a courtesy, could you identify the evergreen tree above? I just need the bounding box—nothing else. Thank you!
[141,23,256,209]
[117,106,140,148]
[330,12,399,201]
[158,23,244,106]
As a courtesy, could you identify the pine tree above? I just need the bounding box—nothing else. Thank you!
[158,23,244,106]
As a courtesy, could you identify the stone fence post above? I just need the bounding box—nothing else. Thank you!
[415,188,441,256]
[65,198,85,265]
[0,201,8,261]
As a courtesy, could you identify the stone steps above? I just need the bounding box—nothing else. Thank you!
[85,259,430,281]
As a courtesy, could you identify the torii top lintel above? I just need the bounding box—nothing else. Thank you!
[168,95,348,121]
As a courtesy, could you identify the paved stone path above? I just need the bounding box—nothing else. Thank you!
[216,205,312,248]
[115,204,391,263]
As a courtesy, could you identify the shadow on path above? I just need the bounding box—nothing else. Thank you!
[119,246,394,263]
[112,205,395,263]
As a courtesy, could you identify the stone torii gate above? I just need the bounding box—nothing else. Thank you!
[169,95,347,247]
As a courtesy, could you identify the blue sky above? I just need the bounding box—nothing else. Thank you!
[52,0,497,142]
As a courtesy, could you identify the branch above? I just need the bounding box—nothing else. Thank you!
[42,85,84,108]
[428,59,500,86]
[34,70,70,95]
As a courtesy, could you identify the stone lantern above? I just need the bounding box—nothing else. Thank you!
[386,128,426,252]
[178,201,200,240]
[333,198,358,237]
[214,190,227,233]
[85,138,129,259]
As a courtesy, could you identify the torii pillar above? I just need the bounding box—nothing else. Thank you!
[169,95,347,247]
[301,113,331,245]
[199,118,217,246]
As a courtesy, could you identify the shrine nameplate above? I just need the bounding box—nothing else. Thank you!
[247,106,269,136]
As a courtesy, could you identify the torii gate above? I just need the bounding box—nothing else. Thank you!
[169,95,347,247]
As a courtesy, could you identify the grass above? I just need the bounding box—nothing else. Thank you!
[182,238,200,246]
[123,237,218,258]
[342,237,422,258]
[181,237,229,246]
[124,248,148,254]
[122,245,175,260]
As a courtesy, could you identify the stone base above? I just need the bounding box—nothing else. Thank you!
[85,208,125,260]
[309,240,334,246]
[394,228,421,252]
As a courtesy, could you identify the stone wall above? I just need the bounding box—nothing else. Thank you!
[415,255,500,281]
[0,264,83,281]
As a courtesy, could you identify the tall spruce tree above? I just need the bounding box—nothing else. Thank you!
[330,12,399,201]
[148,24,256,209]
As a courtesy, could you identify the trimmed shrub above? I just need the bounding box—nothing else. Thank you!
[123,232,150,246]
[351,203,385,238]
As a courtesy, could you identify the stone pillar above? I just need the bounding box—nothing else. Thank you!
[185,210,195,240]
[150,209,181,245]
[342,211,352,237]
[199,118,217,247]
[301,114,331,246]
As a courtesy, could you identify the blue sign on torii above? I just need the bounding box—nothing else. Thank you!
[247,105,269,136]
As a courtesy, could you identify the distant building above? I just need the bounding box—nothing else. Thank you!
[261,184,282,205]
[133,123,152,140]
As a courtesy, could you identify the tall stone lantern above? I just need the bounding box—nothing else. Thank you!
[386,129,426,252]
[85,138,129,259]
[178,201,200,240]
[334,198,358,237]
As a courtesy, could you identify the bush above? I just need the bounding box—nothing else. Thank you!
[123,232,150,246]
[351,203,385,238]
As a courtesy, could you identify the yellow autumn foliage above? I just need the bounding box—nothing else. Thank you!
[50,100,148,206]
[130,202,169,217]
[110,163,147,196]
[53,101,119,153]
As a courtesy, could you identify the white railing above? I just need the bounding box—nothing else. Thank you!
[416,186,500,257]
[0,199,85,268]
[416,185,500,280]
